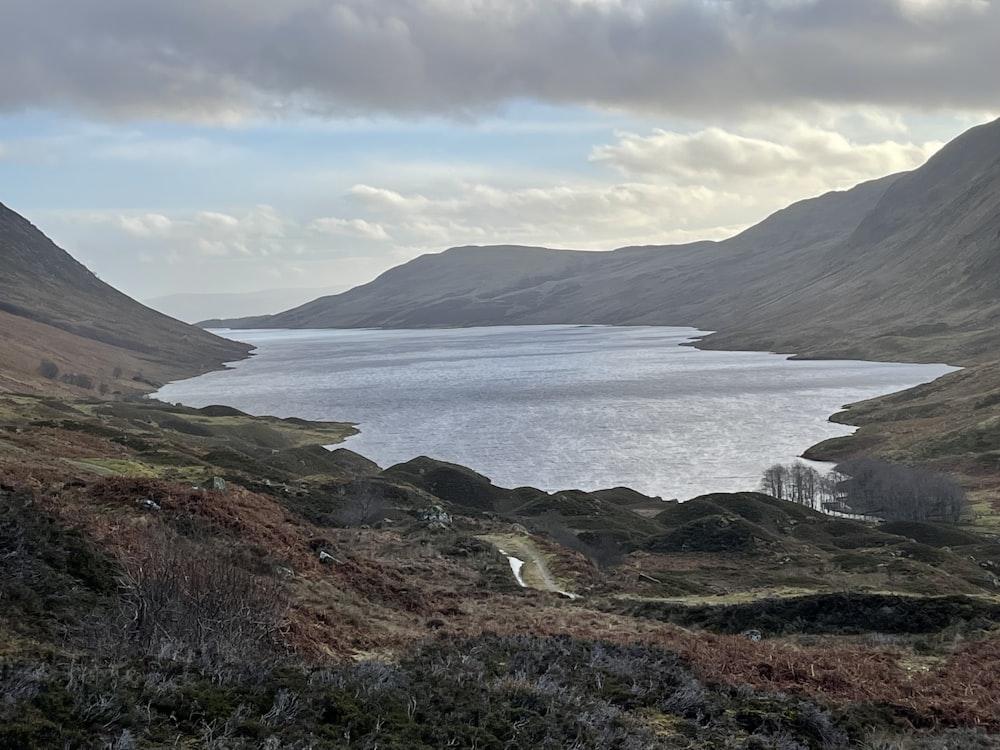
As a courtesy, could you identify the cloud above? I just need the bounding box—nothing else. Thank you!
[38,204,396,298]
[77,205,298,260]
[26,114,962,301]
[347,178,755,254]
[591,123,942,190]
[117,213,173,237]
[1,0,998,120]
[309,217,391,241]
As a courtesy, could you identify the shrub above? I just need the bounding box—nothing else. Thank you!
[111,528,289,664]
[60,372,95,390]
[37,360,59,379]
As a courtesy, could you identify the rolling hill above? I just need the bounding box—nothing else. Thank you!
[0,201,251,395]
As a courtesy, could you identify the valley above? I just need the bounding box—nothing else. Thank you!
[3,117,1000,747]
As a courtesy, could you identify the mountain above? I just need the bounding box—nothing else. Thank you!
[209,117,1000,365]
[0,201,251,395]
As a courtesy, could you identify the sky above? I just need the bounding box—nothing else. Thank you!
[1,0,998,320]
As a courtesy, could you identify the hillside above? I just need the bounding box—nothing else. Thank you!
[3,394,1000,746]
[210,118,1000,365]
[0,201,251,395]
[204,176,898,345]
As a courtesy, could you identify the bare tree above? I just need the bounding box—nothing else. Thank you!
[836,458,968,523]
[761,464,788,501]
[760,458,968,523]
[336,484,391,527]
[760,461,823,508]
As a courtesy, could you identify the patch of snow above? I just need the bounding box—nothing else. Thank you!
[498,548,527,588]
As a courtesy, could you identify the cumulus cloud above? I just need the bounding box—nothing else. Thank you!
[1,0,998,120]
[117,213,173,238]
[591,123,941,189]
[310,217,392,241]
[347,178,756,254]
[39,204,396,298]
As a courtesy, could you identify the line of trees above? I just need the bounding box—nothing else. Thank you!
[760,459,968,523]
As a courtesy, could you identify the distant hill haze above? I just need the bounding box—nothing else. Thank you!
[0,201,251,395]
[206,117,1000,366]
[145,287,346,324]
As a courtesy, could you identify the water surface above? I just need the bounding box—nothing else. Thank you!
[154,326,955,499]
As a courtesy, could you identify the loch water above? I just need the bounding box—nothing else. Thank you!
[154,326,955,500]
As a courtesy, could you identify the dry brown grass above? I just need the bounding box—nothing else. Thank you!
[4,400,1000,731]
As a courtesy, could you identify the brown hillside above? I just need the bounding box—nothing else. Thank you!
[0,201,251,394]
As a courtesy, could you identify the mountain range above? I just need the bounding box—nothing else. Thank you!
[207,117,1000,366]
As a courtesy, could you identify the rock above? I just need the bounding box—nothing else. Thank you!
[419,504,452,530]
[136,498,161,511]
[743,629,762,642]
[210,476,227,493]
[318,550,336,563]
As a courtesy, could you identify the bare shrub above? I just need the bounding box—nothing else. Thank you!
[335,484,390,527]
[0,664,47,720]
[113,527,289,664]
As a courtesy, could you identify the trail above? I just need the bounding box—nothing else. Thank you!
[482,533,578,599]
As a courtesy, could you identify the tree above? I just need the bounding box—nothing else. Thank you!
[836,458,968,523]
[789,462,821,509]
[37,360,59,379]
[760,461,826,509]
[761,464,788,501]
[759,458,969,523]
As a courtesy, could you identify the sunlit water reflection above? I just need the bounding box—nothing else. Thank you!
[154,326,955,500]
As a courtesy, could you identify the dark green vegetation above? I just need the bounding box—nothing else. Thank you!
[4,472,1000,747]
[3,397,1000,746]
[614,593,1000,637]
[0,491,117,639]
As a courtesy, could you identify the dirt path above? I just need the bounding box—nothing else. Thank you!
[481,533,578,599]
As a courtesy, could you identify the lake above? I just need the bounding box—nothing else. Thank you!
[154,326,955,500]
